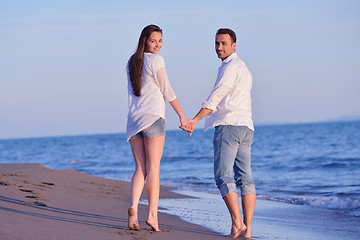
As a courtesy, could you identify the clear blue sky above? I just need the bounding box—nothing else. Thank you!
[1,0,359,139]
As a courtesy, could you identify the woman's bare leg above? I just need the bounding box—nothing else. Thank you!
[144,136,165,231]
[129,138,147,230]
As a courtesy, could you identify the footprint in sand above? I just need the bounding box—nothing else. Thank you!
[25,195,39,199]
[41,182,55,186]
[25,201,48,207]
[0,181,11,186]
[19,189,33,193]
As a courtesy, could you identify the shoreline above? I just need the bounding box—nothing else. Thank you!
[158,189,360,239]
[1,163,360,240]
[0,163,223,240]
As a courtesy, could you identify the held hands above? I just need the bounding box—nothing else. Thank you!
[170,100,208,137]
[179,119,197,137]
[179,117,191,133]
[179,108,210,137]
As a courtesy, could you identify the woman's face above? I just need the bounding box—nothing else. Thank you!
[145,31,163,54]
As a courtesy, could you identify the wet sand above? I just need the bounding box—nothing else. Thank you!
[0,163,223,240]
[157,190,360,240]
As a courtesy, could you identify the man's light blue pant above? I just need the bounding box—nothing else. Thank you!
[213,125,256,197]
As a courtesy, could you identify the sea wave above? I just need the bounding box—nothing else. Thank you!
[258,195,360,214]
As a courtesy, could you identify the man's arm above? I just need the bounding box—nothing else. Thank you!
[181,108,212,137]
[182,66,236,136]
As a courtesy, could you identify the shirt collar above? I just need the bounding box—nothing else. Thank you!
[222,52,237,63]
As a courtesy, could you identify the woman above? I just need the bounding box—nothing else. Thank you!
[126,24,189,232]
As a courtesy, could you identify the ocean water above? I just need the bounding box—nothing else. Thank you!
[1,121,360,219]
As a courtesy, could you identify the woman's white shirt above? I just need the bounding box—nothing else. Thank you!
[126,52,176,141]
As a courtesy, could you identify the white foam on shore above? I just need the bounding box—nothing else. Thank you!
[142,189,360,240]
[142,189,230,235]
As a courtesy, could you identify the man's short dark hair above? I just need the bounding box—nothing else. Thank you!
[216,28,236,43]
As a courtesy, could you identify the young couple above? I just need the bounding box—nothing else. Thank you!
[126,24,256,239]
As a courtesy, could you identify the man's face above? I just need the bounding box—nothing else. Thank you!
[215,34,236,60]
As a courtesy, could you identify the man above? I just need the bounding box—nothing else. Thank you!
[182,28,256,239]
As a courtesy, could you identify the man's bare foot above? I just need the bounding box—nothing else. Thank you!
[229,223,247,239]
[128,208,140,231]
[146,218,161,232]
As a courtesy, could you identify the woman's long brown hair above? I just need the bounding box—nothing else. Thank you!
[128,24,162,97]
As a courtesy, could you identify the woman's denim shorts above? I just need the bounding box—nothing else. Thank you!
[130,118,166,140]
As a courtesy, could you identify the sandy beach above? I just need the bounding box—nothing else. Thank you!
[0,163,223,240]
[1,163,359,240]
